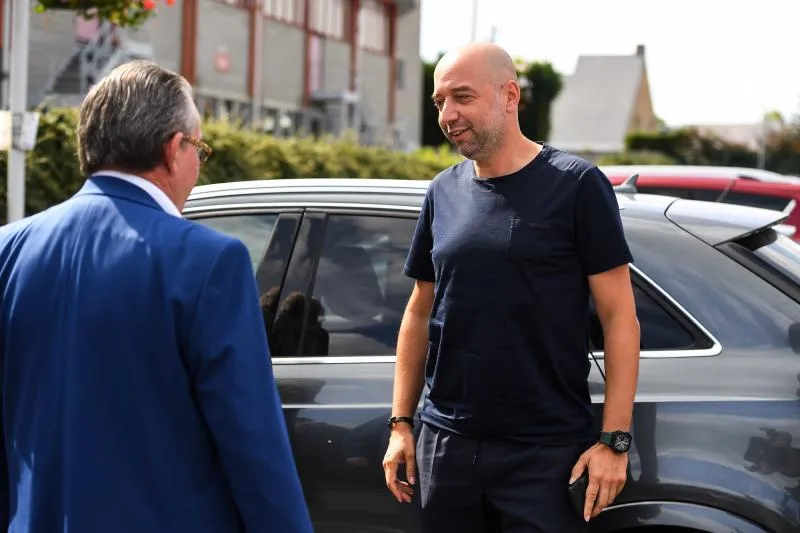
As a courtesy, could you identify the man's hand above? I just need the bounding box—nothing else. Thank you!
[382,425,416,503]
[570,443,628,521]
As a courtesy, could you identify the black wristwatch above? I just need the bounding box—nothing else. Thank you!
[387,416,414,429]
[599,431,632,454]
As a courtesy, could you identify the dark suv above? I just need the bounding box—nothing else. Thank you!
[184,178,800,533]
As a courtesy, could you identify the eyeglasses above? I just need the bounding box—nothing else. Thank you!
[184,135,212,165]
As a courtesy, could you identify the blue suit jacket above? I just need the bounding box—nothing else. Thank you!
[0,176,313,532]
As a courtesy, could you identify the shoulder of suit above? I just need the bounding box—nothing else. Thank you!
[176,217,246,254]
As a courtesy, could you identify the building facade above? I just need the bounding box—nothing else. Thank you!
[0,0,423,149]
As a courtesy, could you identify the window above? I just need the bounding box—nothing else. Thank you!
[192,214,278,272]
[721,191,791,212]
[588,281,698,352]
[309,0,348,39]
[216,0,247,8]
[749,232,800,286]
[308,35,324,93]
[303,214,417,356]
[358,0,389,53]
[728,228,800,298]
[262,0,305,25]
[396,58,405,89]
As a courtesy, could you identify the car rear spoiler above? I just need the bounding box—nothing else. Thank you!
[665,199,790,246]
[612,173,639,194]
[775,224,796,238]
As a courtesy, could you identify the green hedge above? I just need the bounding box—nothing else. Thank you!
[0,108,463,225]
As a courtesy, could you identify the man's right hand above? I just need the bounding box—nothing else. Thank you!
[382,425,417,503]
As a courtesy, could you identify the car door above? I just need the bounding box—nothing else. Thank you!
[267,207,425,533]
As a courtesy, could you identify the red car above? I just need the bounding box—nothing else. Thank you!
[602,165,800,241]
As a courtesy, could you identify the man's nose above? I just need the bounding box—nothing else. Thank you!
[440,103,459,126]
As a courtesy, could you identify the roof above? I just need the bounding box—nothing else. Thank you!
[688,123,763,150]
[186,178,671,218]
[185,178,786,245]
[548,52,646,153]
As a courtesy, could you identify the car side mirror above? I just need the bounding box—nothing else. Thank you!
[788,323,800,355]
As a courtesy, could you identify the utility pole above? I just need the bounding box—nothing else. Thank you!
[8,0,31,222]
[250,3,263,129]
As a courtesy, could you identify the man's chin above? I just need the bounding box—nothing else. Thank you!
[455,143,478,159]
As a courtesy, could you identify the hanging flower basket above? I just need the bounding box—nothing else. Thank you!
[35,0,174,28]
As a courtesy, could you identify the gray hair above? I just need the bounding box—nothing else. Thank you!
[77,60,198,176]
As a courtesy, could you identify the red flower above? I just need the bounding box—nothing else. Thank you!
[143,0,155,9]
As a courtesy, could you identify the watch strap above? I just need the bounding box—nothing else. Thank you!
[387,416,414,429]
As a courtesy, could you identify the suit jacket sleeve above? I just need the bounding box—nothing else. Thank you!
[188,239,313,533]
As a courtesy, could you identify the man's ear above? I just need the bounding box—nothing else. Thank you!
[163,132,184,173]
[505,81,521,113]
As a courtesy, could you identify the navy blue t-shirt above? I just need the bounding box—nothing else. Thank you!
[403,144,634,445]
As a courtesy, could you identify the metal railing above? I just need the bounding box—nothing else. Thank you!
[77,21,118,94]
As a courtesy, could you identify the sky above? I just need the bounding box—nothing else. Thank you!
[419,0,800,127]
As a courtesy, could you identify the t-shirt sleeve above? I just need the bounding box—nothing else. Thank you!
[403,186,436,282]
[575,166,634,276]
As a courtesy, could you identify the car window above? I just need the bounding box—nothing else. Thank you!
[192,214,278,272]
[734,228,800,288]
[301,214,417,357]
[752,232,800,286]
[588,282,697,352]
[721,191,790,212]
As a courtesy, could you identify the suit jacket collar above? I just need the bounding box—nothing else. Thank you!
[75,174,178,216]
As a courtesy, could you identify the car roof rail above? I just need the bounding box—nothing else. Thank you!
[613,173,639,194]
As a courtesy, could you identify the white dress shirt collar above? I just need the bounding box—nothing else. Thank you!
[92,171,182,218]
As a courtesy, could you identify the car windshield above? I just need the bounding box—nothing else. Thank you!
[751,231,800,286]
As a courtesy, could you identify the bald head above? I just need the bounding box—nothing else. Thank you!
[431,43,523,163]
[435,42,518,86]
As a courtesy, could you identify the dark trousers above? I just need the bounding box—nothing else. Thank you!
[416,423,591,533]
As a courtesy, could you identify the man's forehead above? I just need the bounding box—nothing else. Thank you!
[434,62,482,93]
[432,80,476,100]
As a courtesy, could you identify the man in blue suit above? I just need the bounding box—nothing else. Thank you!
[0,60,313,532]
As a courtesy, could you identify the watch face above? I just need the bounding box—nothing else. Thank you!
[613,433,632,452]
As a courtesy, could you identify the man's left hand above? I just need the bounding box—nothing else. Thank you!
[570,443,628,522]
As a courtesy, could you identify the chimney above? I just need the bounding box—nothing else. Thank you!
[635,44,645,57]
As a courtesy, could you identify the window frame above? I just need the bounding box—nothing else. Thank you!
[308,0,349,40]
[184,210,283,273]
[588,265,720,359]
[358,0,390,54]
[184,202,722,365]
[262,0,306,27]
[182,205,304,293]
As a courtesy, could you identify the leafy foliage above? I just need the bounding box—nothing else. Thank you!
[596,150,679,165]
[518,61,563,141]
[35,0,170,28]
[0,108,463,225]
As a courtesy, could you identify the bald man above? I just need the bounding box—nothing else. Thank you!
[382,43,640,532]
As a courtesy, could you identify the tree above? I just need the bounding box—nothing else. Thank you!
[35,0,174,28]
[421,54,447,148]
[517,61,562,141]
